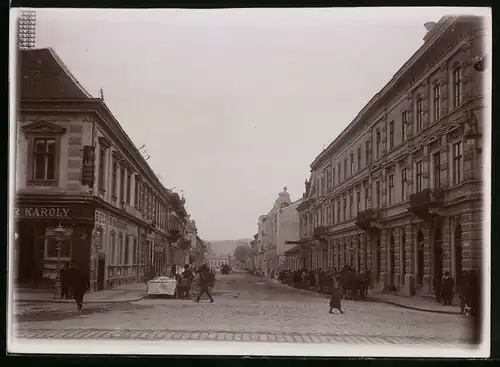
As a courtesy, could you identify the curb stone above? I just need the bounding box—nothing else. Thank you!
[372,298,462,315]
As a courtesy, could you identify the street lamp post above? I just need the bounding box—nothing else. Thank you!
[52,223,67,300]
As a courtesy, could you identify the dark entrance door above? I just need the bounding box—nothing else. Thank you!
[97,257,105,291]
[417,230,424,286]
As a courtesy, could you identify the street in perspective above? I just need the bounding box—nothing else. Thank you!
[10,8,489,356]
[14,270,470,345]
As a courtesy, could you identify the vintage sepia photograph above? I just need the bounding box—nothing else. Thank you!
[8,7,491,357]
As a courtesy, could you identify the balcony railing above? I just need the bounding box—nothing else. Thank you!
[355,208,381,232]
[313,226,329,236]
[356,208,380,223]
[409,188,445,207]
[408,188,445,221]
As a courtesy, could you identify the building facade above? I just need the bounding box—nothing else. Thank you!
[250,234,259,268]
[253,187,302,275]
[256,215,267,271]
[14,48,194,291]
[295,16,486,297]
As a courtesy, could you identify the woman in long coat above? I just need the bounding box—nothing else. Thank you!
[329,274,344,314]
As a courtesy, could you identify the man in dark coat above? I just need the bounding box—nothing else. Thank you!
[196,265,214,303]
[183,264,194,281]
[442,271,455,305]
[458,270,470,314]
[69,263,89,311]
[359,270,371,299]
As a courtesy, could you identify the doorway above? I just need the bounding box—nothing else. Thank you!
[97,256,105,291]
[454,225,462,279]
[417,230,424,286]
[433,228,444,285]
[389,233,395,289]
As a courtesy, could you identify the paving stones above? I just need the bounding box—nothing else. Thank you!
[11,274,470,346]
[12,328,469,345]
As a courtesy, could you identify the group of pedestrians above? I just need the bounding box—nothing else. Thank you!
[278,266,356,315]
[279,265,480,316]
[169,264,216,302]
[435,270,481,315]
[278,266,370,297]
[279,268,337,291]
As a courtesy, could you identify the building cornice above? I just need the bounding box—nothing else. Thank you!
[310,16,478,170]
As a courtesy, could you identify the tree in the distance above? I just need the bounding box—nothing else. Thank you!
[234,244,250,263]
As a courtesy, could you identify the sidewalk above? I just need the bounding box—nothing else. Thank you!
[268,277,461,315]
[13,283,147,304]
[369,291,462,315]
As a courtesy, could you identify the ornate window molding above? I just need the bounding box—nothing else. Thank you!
[22,121,66,187]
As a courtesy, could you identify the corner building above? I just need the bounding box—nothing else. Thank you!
[14,48,192,292]
[296,16,486,297]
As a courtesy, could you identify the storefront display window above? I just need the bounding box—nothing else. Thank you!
[44,226,73,260]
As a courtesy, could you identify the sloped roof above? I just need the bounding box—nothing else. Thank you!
[18,47,92,99]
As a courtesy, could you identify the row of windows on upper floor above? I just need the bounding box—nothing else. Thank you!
[26,133,179,233]
[97,144,176,232]
[301,140,466,237]
[313,65,465,198]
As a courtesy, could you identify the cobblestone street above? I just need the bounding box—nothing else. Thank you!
[11,273,471,346]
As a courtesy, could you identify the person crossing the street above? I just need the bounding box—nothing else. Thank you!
[69,262,89,312]
[196,264,214,303]
[329,273,344,315]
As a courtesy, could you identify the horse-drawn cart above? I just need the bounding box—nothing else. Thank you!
[336,270,371,300]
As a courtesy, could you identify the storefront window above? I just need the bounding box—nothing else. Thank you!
[45,238,72,259]
[44,226,73,260]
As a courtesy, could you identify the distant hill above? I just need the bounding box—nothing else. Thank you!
[206,239,252,257]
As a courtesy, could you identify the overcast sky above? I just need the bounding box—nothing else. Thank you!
[30,7,457,240]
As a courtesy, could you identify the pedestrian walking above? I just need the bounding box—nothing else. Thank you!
[329,275,344,315]
[70,263,89,312]
[442,271,455,306]
[196,265,214,303]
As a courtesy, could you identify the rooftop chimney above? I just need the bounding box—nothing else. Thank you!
[423,21,438,42]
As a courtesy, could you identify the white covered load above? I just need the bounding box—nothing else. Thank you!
[147,276,177,296]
